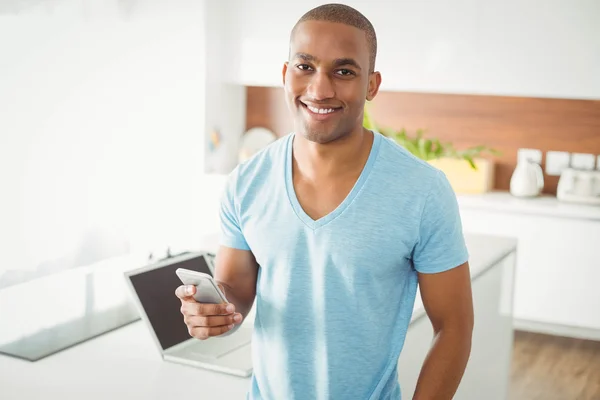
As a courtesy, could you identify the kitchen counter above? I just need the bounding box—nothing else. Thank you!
[0,233,517,400]
[410,233,516,323]
[457,191,600,221]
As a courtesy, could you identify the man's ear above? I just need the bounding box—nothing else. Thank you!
[282,62,289,86]
[366,71,382,101]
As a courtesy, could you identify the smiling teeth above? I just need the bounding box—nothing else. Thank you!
[307,105,336,114]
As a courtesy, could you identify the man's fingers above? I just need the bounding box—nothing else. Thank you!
[189,324,235,340]
[197,302,235,316]
[174,284,196,300]
[180,300,235,317]
[184,313,242,328]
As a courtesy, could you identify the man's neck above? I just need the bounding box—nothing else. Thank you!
[292,128,374,182]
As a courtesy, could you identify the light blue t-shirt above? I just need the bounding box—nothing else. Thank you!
[219,131,469,400]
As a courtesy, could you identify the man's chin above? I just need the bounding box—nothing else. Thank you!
[294,121,336,143]
[298,130,337,144]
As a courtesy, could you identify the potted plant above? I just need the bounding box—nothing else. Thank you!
[363,104,500,194]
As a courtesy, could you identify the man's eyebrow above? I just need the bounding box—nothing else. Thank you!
[292,53,362,70]
[332,58,362,70]
[293,52,316,62]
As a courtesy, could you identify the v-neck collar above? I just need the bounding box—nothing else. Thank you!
[284,131,382,231]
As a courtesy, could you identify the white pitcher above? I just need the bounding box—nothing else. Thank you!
[510,159,544,197]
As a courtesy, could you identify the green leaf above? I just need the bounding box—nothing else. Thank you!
[464,155,477,170]
[403,140,419,156]
[433,139,444,157]
[417,137,427,159]
[424,139,433,158]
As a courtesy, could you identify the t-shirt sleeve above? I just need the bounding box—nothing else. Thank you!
[219,170,250,251]
[412,170,470,274]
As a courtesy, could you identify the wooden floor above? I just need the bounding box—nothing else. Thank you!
[509,330,600,400]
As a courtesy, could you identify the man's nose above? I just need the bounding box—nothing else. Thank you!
[306,71,335,100]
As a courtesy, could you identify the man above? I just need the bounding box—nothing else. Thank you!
[176,3,474,399]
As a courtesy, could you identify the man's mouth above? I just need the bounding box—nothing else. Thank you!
[300,101,342,118]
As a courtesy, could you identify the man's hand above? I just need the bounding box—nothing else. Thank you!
[175,284,243,340]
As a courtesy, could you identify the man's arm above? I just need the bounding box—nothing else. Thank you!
[213,245,259,324]
[412,261,474,400]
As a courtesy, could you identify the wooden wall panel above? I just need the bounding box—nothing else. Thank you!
[245,86,600,194]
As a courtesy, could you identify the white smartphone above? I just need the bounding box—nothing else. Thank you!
[175,268,228,304]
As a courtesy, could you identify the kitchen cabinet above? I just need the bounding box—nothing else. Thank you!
[458,193,600,338]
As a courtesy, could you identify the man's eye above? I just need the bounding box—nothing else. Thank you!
[336,69,354,76]
[297,64,313,71]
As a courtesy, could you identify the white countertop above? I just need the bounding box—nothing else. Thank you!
[457,191,600,221]
[0,233,516,400]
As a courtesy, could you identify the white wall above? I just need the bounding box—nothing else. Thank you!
[0,0,227,283]
[222,0,600,100]
[202,0,247,175]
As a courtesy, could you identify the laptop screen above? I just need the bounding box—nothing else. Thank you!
[127,253,214,351]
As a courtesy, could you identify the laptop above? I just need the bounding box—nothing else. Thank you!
[123,251,254,377]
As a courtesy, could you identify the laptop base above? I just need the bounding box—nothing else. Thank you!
[164,334,253,378]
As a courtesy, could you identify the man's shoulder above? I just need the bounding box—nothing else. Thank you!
[375,133,443,192]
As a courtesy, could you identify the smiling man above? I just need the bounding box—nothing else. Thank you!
[176,3,474,400]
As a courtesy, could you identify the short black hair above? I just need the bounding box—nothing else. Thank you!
[290,3,377,73]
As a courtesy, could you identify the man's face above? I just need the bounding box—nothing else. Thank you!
[283,21,380,144]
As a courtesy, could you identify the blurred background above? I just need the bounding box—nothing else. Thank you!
[0,1,598,399]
